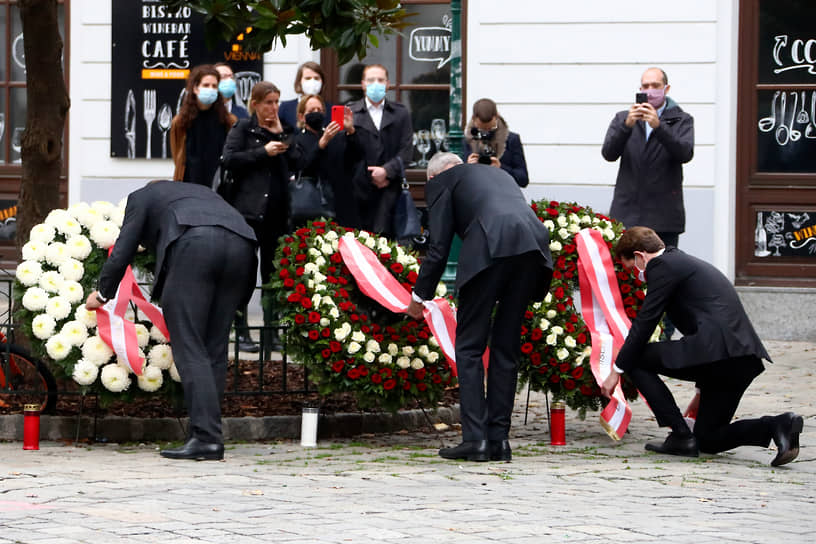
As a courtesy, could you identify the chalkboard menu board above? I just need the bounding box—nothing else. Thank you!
[110,1,263,159]
[755,0,816,173]
[754,210,816,257]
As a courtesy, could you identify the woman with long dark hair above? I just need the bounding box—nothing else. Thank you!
[170,64,236,185]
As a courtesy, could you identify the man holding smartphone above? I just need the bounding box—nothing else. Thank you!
[601,67,694,251]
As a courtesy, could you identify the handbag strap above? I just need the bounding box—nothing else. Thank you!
[395,155,409,191]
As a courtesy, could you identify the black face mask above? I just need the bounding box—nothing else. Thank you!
[304,112,325,131]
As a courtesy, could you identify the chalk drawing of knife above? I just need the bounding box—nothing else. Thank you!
[125,89,136,159]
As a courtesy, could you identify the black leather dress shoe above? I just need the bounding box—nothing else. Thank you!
[771,412,804,467]
[439,440,489,462]
[160,437,224,461]
[237,336,259,353]
[645,432,699,457]
[489,439,512,461]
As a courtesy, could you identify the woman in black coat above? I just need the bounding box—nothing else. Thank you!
[291,95,365,229]
[222,81,296,353]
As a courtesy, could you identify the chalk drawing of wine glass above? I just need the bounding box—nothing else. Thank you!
[415,130,431,167]
[769,234,786,257]
[758,91,779,133]
[11,127,24,164]
[430,118,447,153]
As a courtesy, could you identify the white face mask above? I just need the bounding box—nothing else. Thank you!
[633,254,646,282]
[301,78,322,96]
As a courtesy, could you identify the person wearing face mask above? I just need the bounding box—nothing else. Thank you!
[463,98,529,187]
[347,63,413,236]
[215,62,249,120]
[278,62,331,129]
[602,67,694,251]
[170,64,237,184]
[291,95,365,229]
[600,226,803,466]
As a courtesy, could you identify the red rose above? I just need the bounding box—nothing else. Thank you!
[403,382,411,390]
[348,368,360,379]
[331,253,342,263]
[296,284,307,294]
[308,330,319,340]
[308,312,321,323]
[625,307,637,318]
[295,253,307,262]
[620,283,632,293]
[417,383,427,392]
[407,270,418,283]
[564,244,575,254]
[301,298,312,309]
[525,310,534,320]
[285,236,294,243]
[565,323,575,333]
[357,365,369,377]
[570,314,578,323]
[287,293,302,303]
[280,258,290,266]
[350,314,359,322]
[530,352,542,365]
[321,328,330,338]
[383,379,397,390]
[571,367,584,379]
[380,253,391,260]
[580,385,594,395]
[279,269,289,278]
[414,368,426,380]
[379,367,392,377]
[332,360,345,372]
[554,287,565,300]
[553,269,563,279]
[371,373,383,384]
[406,335,417,343]
[361,325,371,333]
[547,208,558,217]
[283,278,295,288]
[374,334,384,343]
[557,303,566,312]
[559,363,570,373]
[283,246,292,256]
[635,290,645,301]
[564,379,576,390]
[521,342,534,354]
[330,341,342,352]
[294,314,306,324]
[520,325,529,336]
[397,370,409,380]
[327,276,338,284]
[321,348,331,359]
[577,333,587,344]
[550,374,560,383]
[391,263,404,274]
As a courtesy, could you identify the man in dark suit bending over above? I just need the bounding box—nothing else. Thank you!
[86,180,257,460]
[601,227,803,466]
[406,153,553,462]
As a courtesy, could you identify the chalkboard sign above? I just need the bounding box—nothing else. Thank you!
[110,1,263,159]
[754,210,816,257]
[756,89,816,173]
[758,0,816,85]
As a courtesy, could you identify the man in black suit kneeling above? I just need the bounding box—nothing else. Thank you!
[601,226,803,466]
[406,153,553,462]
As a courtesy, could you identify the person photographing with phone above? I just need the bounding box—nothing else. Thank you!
[463,98,529,187]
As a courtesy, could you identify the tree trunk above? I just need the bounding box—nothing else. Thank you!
[14,0,70,260]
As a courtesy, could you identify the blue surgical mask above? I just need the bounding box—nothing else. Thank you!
[365,82,386,103]
[218,79,236,99]
[197,87,218,106]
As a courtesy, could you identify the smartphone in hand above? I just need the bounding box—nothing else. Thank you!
[331,105,346,128]
[635,92,648,104]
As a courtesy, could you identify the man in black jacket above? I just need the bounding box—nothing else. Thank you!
[406,154,553,462]
[348,64,413,236]
[601,227,803,466]
[602,67,694,250]
[86,181,257,460]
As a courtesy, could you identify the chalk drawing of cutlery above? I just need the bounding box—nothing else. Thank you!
[176,88,186,116]
[758,90,778,132]
[143,89,156,159]
[797,91,810,124]
[774,92,790,145]
[806,92,816,139]
[788,92,801,141]
[124,89,136,159]
[157,104,173,159]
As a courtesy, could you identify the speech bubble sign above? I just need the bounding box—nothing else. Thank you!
[409,26,452,69]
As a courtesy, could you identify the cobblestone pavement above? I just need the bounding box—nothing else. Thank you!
[1,340,814,543]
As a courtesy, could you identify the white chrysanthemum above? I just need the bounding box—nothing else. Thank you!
[137,365,164,392]
[543,219,555,231]
[15,260,43,286]
[564,336,577,348]
[21,240,47,262]
[100,364,130,392]
[396,356,411,369]
[387,343,399,356]
[410,358,424,370]
[546,334,557,346]
[65,234,93,260]
[72,359,99,386]
[134,324,150,348]
[58,280,84,304]
[334,322,351,341]
[91,200,116,219]
[378,353,393,364]
[31,313,57,340]
[22,287,49,311]
[347,341,361,354]
[53,211,82,237]
[147,344,174,370]
[418,345,430,357]
[427,351,440,363]
[45,296,72,320]
[428,336,439,348]
[551,326,563,336]
[60,320,89,346]
[81,335,114,366]
[29,223,56,243]
[557,215,568,227]
[169,364,181,382]
[45,242,70,266]
[401,346,415,356]
[110,208,125,228]
[365,339,381,353]
[58,258,84,283]
[549,241,562,252]
[74,306,97,329]
[363,351,376,363]
[149,325,169,343]
[89,220,120,249]
[329,307,339,319]
[45,334,72,360]
[351,330,365,343]
[320,317,330,327]
[76,206,103,229]
[38,270,64,293]
[557,348,569,361]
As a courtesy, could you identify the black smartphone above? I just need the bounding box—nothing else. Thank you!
[635,92,648,104]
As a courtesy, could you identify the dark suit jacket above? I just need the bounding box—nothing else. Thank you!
[97,181,258,302]
[413,163,553,300]
[348,98,413,234]
[602,97,694,233]
[615,248,770,372]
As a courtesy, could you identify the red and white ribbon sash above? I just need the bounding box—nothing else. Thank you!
[575,228,633,440]
[339,235,485,377]
[96,264,170,375]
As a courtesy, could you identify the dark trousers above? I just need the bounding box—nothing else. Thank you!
[455,253,548,441]
[629,347,773,453]
[161,226,256,444]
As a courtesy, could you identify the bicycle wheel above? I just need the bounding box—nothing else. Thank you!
[0,344,58,414]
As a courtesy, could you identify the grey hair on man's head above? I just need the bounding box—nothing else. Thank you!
[426,152,463,180]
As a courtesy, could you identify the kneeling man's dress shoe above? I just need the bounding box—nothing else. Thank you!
[771,412,803,467]
[489,439,512,461]
[160,437,224,461]
[645,432,699,457]
[439,440,489,462]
